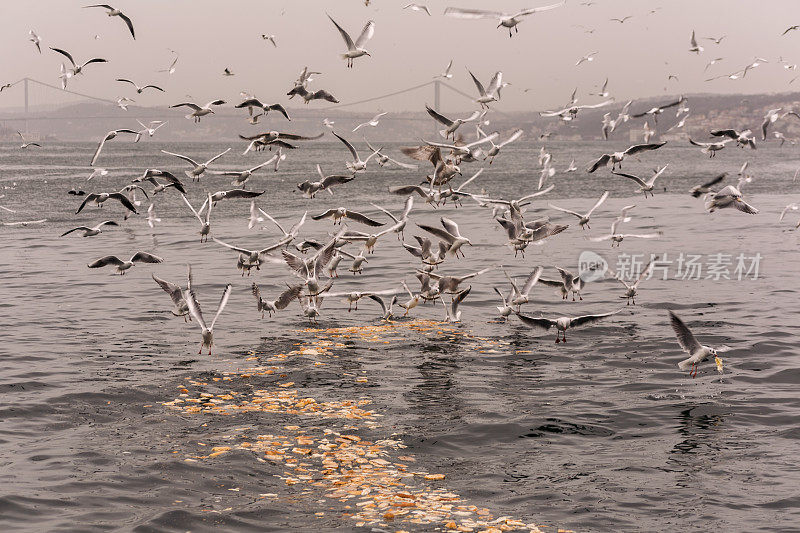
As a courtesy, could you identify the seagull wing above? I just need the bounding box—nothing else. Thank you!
[185,288,207,331]
[515,312,556,330]
[569,310,620,328]
[548,204,583,218]
[587,154,611,173]
[328,14,356,51]
[355,20,376,48]
[417,223,455,244]
[345,210,384,226]
[332,132,359,160]
[130,251,163,264]
[586,191,610,216]
[275,284,304,310]
[153,274,184,306]
[211,237,252,255]
[425,105,455,127]
[468,70,487,97]
[624,142,667,155]
[170,102,202,111]
[88,255,124,268]
[209,284,232,329]
[161,149,199,166]
[668,311,702,354]
[612,171,647,187]
[444,7,505,20]
[117,11,136,39]
[440,217,462,238]
[108,192,138,213]
[49,47,76,68]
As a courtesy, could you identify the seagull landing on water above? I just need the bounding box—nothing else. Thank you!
[668,311,730,378]
[185,268,232,355]
[444,2,565,37]
[328,14,375,68]
[515,309,621,344]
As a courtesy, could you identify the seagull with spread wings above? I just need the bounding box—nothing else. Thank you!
[170,99,226,123]
[548,190,609,229]
[161,147,230,181]
[587,142,667,172]
[90,128,140,166]
[87,251,162,274]
[444,2,565,37]
[185,269,232,355]
[515,310,621,344]
[668,311,730,377]
[328,14,375,68]
[612,165,669,197]
[83,4,136,39]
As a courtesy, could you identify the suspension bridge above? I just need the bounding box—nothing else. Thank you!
[0,77,510,139]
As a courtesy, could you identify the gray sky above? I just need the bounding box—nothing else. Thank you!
[1,0,799,113]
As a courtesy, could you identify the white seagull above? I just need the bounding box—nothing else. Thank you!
[548,190,609,229]
[87,251,162,274]
[328,14,375,68]
[161,147,231,181]
[403,3,432,16]
[353,112,388,132]
[587,142,667,172]
[332,131,381,173]
[83,4,136,39]
[170,99,226,123]
[185,270,232,355]
[444,2,566,37]
[116,78,164,94]
[668,311,730,378]
[515,309,621,344]
[612,164,669,197]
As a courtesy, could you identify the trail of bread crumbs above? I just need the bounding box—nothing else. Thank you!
[163,319,569,533]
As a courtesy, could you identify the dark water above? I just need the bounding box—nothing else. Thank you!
[2,139,800,532]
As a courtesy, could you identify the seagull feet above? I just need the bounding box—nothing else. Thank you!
[555,337,560,344]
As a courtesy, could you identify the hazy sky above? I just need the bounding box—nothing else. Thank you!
[1,0,799,114]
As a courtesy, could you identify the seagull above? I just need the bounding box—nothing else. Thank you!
[435,59,454,79]
[503,266,543,310]
[364,140,419,170]
[666,113,690,132]
[761,108,783,140]
[133,169,187,194]
[223,68,234,76]
[145,203,161,228]
[158,53,178,74]
[594,78,610,98]
[87,251,162,274]
[642,121,655,143]
[493,288,514,321]
[425,105,482,139]
[704,185,759,214]
[286,85,340,104]
[539,100,613,121]
[423,131,498,163]
[182,193,212,242]
[16,131,41,149]
[152,272,190,321]
[161,148,231,181]
[60,220,118,237]
[50,47,107,78]
[135,120,167,140]
[258,210,307,245]
[239,131,323,153]
[704,35,726,44]
[575,51,598,66]
[29,30,41,53]
[609,16,633,23]
[555,267,586,301]
[565,159,578,172]
[83,4,136,39]
[417,217,473,257]
[252,283,303,318]
[515,310,621,343]
[353,112,388,132]
[90,128,140,166]
[612,165,669,197]
[75,187,142,214]
[548,190,609,229]
[208,189,264,206]
[218,158,277,188]
[323,118,335,128]
[235,98,291,121]
[116,96,134,110]
[689,30,704,53]
[185,271,232,355]
[444,2,566,37]
[668,311,730,378]
[170,99,226,123]
[479,128,523,164]
[607,259,655,305]
[116,78,164,94]
[426,267,492,294]
[261,34,278,47]
[297,165,354,198]
[783,25,800,35]
[328,14,375,68]
[779,204,800,228]
[440,286,471,323]
[403,3,432,15]
[587,142,667,172]
[211,236,288,266]
[371,196,414,240]
[709,128,757,149]
[366,294,398,321]
[631,96,686,123]
[312,207,384,226]
[689,173,726,197]
[467,70,504,108]
[704,57,724,72]
[688,137,731,157]
[332,131,381,173]
[589,214,661,247]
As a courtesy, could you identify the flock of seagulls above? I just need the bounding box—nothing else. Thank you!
[7,4,797,376]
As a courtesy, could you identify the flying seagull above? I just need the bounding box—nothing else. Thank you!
[170,99,226,123]
[90,128,140,166]
[115,78,164,94]
[328,14,375,68]
[185,269,232,355]
[668,311,730,377]
[515,310,621,343]
[587,142,667,172]
[87,251,162,274]
[444,2,565,37]
[83,4,136,39]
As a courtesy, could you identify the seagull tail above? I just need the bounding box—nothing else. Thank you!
[678,357,694,371]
